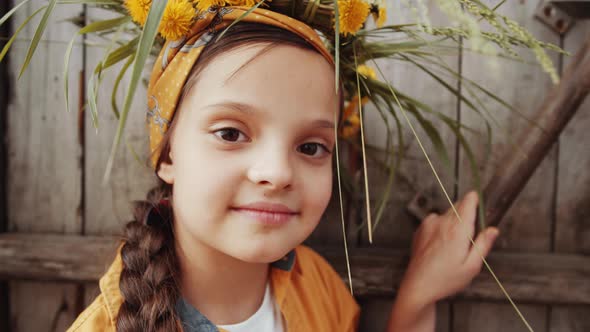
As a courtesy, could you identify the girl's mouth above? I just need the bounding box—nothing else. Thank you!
[230,207,298,226]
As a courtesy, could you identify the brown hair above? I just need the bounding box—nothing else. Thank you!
[116,22,343,332]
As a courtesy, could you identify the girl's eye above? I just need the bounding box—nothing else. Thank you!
[212,129,330,158]
[298,142,331,158]
[213,128,248,142]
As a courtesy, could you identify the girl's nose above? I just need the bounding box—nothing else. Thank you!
[246,145,294,192]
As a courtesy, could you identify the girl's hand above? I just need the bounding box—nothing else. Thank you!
[403,190,499,303]
[386,191,499,332]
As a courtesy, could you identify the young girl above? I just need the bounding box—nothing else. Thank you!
[67,6,499,332]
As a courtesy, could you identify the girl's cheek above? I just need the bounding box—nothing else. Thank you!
[309,168,333,208]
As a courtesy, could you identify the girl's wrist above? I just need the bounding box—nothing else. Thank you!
[387,286,437,332]
[396,269,438,310]
[394,281,433,318]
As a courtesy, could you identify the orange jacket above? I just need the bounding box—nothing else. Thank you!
[67,244,360,332]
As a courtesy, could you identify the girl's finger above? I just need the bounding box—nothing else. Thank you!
[458,191,478,229]
[445,190,476,220]
[444,198,461,218]
[464,227,499,275]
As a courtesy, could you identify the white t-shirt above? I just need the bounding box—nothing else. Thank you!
[217,282,285,332]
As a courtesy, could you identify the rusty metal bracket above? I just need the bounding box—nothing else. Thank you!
[535,1,576,34]
[406,190,447,222]
[535,0,590,34]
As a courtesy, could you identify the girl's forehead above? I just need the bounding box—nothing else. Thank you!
[200,99,336,128]
[185,44,338,116]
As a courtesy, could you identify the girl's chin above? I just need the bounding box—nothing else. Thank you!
[226,244,294,265]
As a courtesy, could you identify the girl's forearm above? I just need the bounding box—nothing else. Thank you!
[385,288,436,332]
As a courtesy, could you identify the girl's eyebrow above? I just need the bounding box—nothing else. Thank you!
[203,100,257,115]
[202,100,335,129]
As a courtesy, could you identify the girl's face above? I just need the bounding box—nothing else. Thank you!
[158,44,338,264]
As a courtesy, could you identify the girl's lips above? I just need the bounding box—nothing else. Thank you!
[231,207,298,226]
[233,201,297,214]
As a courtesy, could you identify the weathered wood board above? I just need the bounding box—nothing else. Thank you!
[453,301,548,332]
[5,234,590,305]
[6,0,83,330]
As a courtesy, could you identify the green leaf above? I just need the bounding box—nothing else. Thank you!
[125,137,148,169]
[355,23,417,36]
[63,17,130,114]
[79,16,131,34]
[0,5,46,63]
[103,22,135,117]
[90,21,128,117]
[18,0,59,79]
[103,0,166,184]
[406,103,453,175]
[366,95,402,234]
[111,54,135,119]
[95,20,128,88]
[453,123,485,230]
[360,41,428,60]
[63,34,77,113]
[349,79,405,235]
[353,42,374,242]
[87,72,99,130]
[0,0,32,27]
[102,36,139,70]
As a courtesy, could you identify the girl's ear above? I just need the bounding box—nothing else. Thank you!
[157,151,175,184]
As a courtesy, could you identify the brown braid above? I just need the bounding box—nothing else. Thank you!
[116,181,183,332]
[115,22,341,332]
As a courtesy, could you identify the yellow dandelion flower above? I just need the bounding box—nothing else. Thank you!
[372,4,386,28]
[357,64,376,80]
[340,113,361,138]
[340,95,369,138]
[337,0,370,36]
[226,0,258,7]
[195,0,225,12]
[342,95,369,120]
[158,0,195,40]
[125,0,152,26]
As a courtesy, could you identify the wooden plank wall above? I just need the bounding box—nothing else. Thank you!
[2,0,589,331]
[6,0,83,330]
